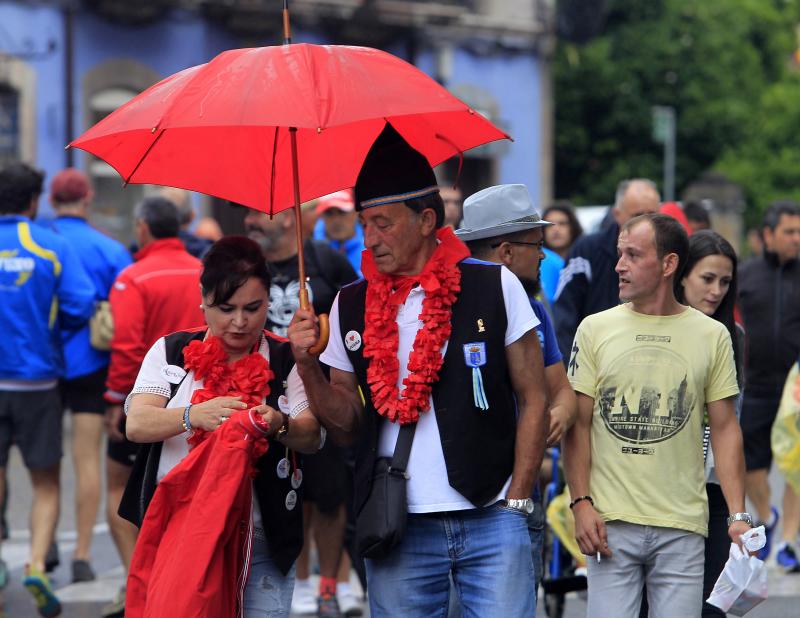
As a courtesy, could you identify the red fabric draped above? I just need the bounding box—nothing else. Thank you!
[126,409,270,618]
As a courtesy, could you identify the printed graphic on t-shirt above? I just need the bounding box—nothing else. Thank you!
[268,280,313,337]
[596,344,695,445]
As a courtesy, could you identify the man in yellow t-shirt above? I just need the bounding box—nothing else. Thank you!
[563,214,750,617]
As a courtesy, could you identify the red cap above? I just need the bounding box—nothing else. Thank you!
[50,168,91,204]
[316,190,355,215]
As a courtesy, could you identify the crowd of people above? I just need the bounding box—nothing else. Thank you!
[0,122,798,618]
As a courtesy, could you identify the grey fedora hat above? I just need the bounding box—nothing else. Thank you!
[455,184,552,242]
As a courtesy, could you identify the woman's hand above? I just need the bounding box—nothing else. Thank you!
[189,396,248,431]
[248,404,285,438]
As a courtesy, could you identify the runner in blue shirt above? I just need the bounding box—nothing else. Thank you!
[48,168,132,583]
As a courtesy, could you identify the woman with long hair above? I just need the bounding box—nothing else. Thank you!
[675,230,743,617]
[124,236,323,617]
[541,202,584,304]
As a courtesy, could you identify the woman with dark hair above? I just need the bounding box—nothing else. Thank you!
[124,236,323,617]
[675,230,744,617]
[540,202,584,304]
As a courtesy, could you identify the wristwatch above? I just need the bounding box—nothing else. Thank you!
[726,512,753,527]
[504,498,535,514]
[275,414,290,441]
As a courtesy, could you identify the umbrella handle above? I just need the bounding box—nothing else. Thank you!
[308,313,329,356]
[299,287,329,356]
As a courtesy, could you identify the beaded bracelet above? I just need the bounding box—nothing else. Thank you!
[568,495,594,510]
[182,403,193,432]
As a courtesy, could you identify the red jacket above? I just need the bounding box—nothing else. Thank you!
[126,409,270,618]
[105,238,204,403]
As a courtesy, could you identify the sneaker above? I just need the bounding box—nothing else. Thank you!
[291,579,317,615]
[100,585,125,618]
[757,506,779,561]
[22,566,61,617]
[44,542,59,574]
[337,588,364,616]
[776,544,800,572]
[71,559,95,583]
[318,593,342,618]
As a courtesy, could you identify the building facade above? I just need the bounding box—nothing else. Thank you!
[0,0,554,242]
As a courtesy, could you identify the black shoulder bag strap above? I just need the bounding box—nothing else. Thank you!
[117,330,204,527]
[390,422,417,473]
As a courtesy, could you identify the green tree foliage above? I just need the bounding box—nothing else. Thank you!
[716,75,800,226]
[554,0,798,218]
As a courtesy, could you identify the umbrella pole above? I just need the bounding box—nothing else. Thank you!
[289,127,329,354]
[284,2,328,354]
[289,127,308,309]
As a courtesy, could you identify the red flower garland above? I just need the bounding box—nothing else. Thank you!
[361,227,469,424]
[183,334,274,445]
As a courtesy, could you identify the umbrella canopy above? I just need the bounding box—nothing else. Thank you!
[70,43,509,214]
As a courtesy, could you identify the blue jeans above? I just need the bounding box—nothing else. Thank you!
[243,528,296,618]
[527,500,545,601]
[366,503,535,618]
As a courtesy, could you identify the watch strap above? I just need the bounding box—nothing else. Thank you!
[727,512,753,527]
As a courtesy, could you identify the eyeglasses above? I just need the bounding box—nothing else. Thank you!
[490,240,545,250]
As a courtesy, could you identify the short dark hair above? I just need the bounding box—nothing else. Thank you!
[201,236,271,307]
[405,191,445,229]
[762,200,800,230]
[133,196,181,239]
[0,162,45,215]
[674,230,741,384]
[682,200,711,227]
[623,213,689,281]
[543,201,584,245]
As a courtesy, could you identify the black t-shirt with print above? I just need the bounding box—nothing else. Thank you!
[265,240,358,337]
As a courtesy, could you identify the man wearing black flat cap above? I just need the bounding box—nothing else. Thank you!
[289,125,548,616]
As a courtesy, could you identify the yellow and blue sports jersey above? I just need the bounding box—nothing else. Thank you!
[0,215,95,381]
[51,216,132,380]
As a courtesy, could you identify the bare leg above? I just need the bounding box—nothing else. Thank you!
[782,482,800,542]
[106,457,137,570]
[745,469,772,522]
[313,503,346,581]
[337,551,351,584]
[296,502,313,581]
[29,464,60,572]
[71,413,103,561]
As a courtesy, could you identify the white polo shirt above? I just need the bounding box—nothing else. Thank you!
[321,265,538,513]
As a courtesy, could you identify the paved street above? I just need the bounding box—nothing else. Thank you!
[1,414,800,616]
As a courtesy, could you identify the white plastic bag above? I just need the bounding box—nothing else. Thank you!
[706,542,768,616]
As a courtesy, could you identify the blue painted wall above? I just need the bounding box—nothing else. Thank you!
[0,3,544,216]
[417,47,542,200]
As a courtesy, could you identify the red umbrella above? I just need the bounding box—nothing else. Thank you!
[69,50,507,213]
[69,9,509,351]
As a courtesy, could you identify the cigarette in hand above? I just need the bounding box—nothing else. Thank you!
[596,551,601,563]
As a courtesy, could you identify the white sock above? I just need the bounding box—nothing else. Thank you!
[295,578,312,589]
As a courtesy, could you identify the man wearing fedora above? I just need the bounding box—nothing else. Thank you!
[457,184,577,596]
[289,125,548,616]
